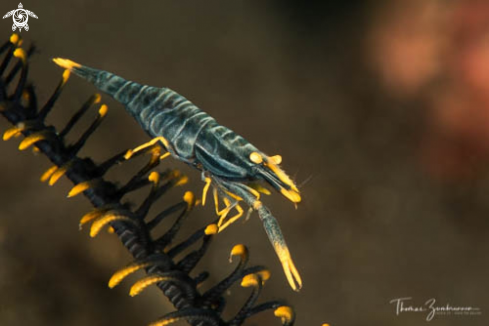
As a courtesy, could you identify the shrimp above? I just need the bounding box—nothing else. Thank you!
[52,58,302,291]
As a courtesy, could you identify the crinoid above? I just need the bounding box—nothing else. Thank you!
[0,34,296,326]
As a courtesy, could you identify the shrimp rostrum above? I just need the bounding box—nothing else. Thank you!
[53,58,303,291]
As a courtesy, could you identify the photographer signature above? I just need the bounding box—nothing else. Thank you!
[389,297,481,321]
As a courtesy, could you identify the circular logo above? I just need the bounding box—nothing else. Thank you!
[13,9,28,28]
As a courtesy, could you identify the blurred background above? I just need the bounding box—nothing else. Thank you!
[1,0,489,325]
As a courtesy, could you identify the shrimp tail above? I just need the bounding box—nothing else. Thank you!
[52,58,160,122]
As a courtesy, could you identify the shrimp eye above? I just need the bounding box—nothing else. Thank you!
[249,152,263,164]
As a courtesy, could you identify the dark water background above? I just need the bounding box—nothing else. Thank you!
[1,1,488,325]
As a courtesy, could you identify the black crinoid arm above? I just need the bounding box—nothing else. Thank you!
[0,34,296,326]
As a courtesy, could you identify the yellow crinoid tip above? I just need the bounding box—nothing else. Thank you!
[62,69,71,82]
[79,208,106,229]
[22,90,30,101]
[90,213,132,238]
[18,132,47,151]
[148,317,181,326]
[241,274,258,287]
[169,169,181,179]
[230,244,247,260]
[129,275,165,297]
[148,171,160,184]
[108,262,151,289]
[257,269,271,283]
[67,181,92,198]
[123,149,134,160]
[52,57,81,70]
[48,165,69,186]
[94,93,102,103]
[274,306,294,324]
[13,48,26,62]
[98,104,108,117]
[10,33,19,45]
[241,273,267,288]
[174,174,188,187]
[240,270,270,287]
[183,191,195,205]
[40,165,58,182]
[204,224,218,235]
[3,126,22,141]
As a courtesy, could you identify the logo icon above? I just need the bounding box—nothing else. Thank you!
[3,3,38,32]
